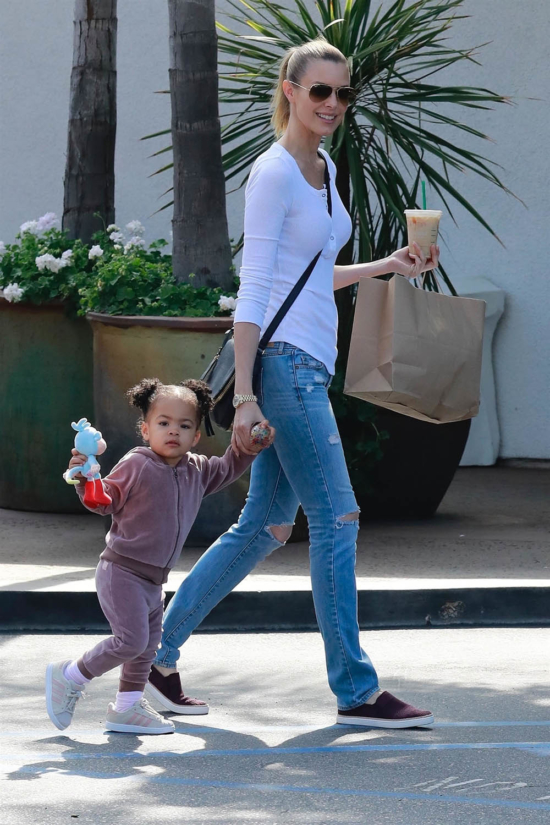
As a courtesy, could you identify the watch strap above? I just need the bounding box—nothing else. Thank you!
[233,393,258,408]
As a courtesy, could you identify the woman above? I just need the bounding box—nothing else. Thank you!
[147,38,439,728]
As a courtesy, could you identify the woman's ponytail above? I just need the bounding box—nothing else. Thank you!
[271,49,295,136]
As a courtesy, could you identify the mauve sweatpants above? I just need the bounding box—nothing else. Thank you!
[79,560,164,691]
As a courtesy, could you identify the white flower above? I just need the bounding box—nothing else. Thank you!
[113,244,122,250]
[36,253,58,272]
[35,253,70,273]
[0,242,6,258]
[124,236,146,254]
[2,282,24,302]
[89,245,104,260]
[126,220,145,236]
[218,295,237,312]
[109,231,124,243]
[20,212,60,235]
[106,224,120,233]
[61,249,73,261]
[36,212,60,232]
[20,220,39,235]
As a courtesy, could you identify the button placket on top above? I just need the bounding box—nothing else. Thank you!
[321,183,336,258]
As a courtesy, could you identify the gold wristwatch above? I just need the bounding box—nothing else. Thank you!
[232,394,258,409]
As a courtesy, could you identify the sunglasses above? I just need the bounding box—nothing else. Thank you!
[289,81,357,106]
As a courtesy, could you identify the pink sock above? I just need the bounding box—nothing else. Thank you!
[114,690,143,713]
[64,660,91,686]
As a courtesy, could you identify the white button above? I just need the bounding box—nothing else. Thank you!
[322,193,326,198]
[330,235,334,240]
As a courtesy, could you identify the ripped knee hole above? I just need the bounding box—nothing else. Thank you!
[267,524,293,543]
[336,511,360,526]
[339,511,359,521]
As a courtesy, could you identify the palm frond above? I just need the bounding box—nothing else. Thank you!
[146,0,514,289]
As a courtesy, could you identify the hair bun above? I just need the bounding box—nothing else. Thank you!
[180,378,214,421]
[127,378,163,414]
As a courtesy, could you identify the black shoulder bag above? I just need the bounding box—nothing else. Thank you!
[201,153,332,436]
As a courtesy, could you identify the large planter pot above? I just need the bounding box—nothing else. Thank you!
[87,312,243,545]
[0,299,93,513]
[359,407,471,519]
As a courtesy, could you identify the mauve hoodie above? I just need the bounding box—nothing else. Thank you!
[76,445,255,584]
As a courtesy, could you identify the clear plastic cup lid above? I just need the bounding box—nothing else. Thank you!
[404,210,442,217]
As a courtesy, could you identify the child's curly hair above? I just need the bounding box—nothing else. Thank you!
[127,377,213,431]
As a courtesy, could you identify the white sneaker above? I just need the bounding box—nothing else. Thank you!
[45,660,85,730]
[105,698,175,734]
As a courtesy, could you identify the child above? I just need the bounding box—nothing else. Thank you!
[46,377,274,735]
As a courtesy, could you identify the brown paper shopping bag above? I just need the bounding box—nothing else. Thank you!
[344,275,486,423]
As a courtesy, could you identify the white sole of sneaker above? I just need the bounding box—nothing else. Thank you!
[45,663,69,731]
[145,683,209,715]
[336,713,434,729]
[105,721,175,735]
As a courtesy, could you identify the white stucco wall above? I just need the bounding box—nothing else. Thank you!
[1,1,548,456]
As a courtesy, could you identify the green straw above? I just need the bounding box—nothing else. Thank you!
[421,180,427,210]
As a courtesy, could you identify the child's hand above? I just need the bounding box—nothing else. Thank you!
[249,421,276,453]
[69,448,87,481]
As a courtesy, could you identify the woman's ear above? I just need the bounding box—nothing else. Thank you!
[282,79,294,103]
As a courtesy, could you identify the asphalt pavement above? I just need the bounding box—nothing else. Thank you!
[1,627,550,824]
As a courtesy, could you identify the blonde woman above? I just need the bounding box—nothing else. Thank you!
[148,38,439,728]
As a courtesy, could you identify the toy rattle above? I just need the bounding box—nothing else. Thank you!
[250,422,271,448]
[63,418,112,509]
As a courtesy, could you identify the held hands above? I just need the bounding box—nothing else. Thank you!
[388,242,440,280]
[231,402,276,457]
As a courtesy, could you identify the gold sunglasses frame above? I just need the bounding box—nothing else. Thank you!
[289,81,357,106]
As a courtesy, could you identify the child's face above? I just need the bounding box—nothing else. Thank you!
[141,394,201,465]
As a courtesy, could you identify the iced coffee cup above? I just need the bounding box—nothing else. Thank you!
[404,209,442,259]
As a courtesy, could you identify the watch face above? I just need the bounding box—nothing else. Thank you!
[232,396,240,408]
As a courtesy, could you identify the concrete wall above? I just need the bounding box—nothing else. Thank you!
[1,0,548,456]
[434,1,550,459]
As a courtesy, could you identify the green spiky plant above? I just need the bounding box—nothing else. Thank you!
[144,0,514,499]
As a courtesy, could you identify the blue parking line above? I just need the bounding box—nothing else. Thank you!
[2,739,550,763]
[1,720,550,738]
[12,765,550,812]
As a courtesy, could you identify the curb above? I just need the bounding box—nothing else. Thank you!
[1,587,549,632]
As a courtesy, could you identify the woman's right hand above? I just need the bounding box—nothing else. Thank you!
[232,401,270,457]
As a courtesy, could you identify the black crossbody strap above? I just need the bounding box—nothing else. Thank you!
[258,152,332,351]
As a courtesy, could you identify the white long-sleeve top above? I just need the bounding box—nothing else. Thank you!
[233,142,352,374]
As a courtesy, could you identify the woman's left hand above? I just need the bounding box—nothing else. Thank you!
[387,242,440,280]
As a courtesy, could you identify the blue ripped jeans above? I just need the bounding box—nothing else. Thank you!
[155,343,379,709]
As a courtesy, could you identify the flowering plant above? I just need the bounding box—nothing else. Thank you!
[0,213,93,310]
[0,214,237,317]
[77,221,237,317]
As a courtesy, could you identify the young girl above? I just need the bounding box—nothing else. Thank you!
[46,378,274,735]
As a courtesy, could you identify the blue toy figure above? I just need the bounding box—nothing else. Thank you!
[63,418,112,509]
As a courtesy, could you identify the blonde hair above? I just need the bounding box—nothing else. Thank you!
[271,38,349,136]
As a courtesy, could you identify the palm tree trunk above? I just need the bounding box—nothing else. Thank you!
[63,0,117,243]
[169,0,232,288]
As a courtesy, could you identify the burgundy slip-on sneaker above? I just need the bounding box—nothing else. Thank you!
[337,691,434,728]
[145,667,209,715]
